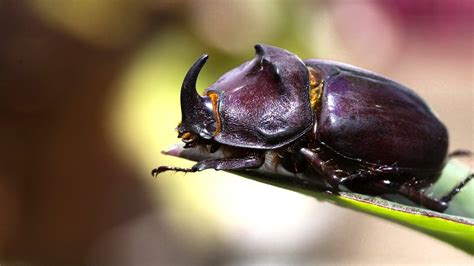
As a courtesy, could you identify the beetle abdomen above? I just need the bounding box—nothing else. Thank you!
[306,60,448,170]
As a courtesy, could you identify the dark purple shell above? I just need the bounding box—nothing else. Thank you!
[305,60,448,170]
[205,45,313,149]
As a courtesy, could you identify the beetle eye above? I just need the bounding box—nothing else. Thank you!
[179,131,197,147]
[308,67,323,110]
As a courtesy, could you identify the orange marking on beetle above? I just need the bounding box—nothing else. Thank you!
[308,67,323,110]
[207,92,222,136]
[181,132,192,140]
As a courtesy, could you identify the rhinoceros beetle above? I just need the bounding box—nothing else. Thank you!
[153,44,473,212]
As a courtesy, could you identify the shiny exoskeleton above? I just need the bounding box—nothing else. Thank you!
[153,44,473,212]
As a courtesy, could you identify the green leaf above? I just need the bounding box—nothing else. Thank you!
[237,171,474,255]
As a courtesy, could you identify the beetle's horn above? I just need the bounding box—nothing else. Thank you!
[181,54,208,112]
[179,54,217,138]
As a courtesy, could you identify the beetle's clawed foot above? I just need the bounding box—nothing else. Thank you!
[151,166,196,177]
[151,166,167,177]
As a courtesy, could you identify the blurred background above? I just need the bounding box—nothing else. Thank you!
[0,0,473,265]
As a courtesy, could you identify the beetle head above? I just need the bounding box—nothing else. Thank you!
[177,55,218,145]
[178,44,314,149]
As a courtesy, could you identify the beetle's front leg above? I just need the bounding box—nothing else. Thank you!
[192,154,265,171]
[152,153,265,177]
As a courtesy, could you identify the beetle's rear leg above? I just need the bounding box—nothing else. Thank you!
[152,154,265,177]
[440,150,474,207]
[439,172,473,203]
[399,178,449,212]
[448,149,472,158]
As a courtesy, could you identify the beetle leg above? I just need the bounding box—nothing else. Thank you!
[448,149,472,159]
[399,178,448,212]
[338,165,404,185]
[441,150,473,206]
[440,172,473,203]
[152,166,196,176]
[152,154,265,177]
[300,148,342,189]
[338,170,381,185]
[191,154,265,171]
